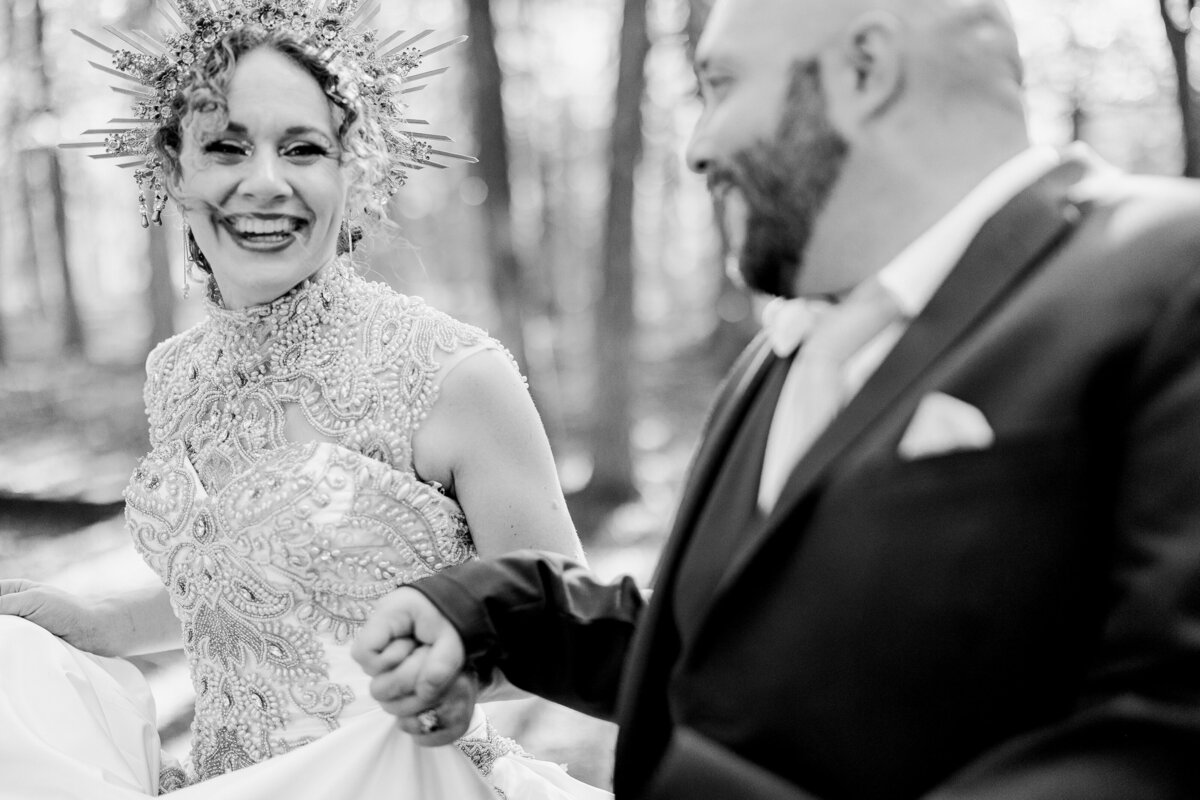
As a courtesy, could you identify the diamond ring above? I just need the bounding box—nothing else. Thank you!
[416,708,443,735]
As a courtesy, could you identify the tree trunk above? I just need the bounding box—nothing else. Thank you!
[464,0,530,372]
[2,0,45,341]
[0,0,12,364]
[1160,0,1200,177]
[0,197,6,365]
[586,0,650,504]
[45,148,84,355]
[30,0,85,355]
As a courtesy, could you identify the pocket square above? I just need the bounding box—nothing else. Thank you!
[898,392,994,460]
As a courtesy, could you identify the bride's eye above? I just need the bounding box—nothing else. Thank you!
[281,142,330,164]
[203,140,250,161]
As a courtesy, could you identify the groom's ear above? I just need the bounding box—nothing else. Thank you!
[825,11,905,126]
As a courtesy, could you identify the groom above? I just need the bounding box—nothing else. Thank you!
[354,0,1200,797]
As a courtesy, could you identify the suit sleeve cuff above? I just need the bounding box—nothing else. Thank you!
[409,564,503,675]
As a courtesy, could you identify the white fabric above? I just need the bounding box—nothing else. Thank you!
[761,296,833,358]
[757,147,1059,511]
[0,615,610,800]
[897,392,995,461]
[758,279,901,511]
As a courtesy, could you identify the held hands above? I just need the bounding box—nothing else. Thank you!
[0,579,112,655]
[351,586,477,746]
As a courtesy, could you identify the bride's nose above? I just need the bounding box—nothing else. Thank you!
[238,150,293,201]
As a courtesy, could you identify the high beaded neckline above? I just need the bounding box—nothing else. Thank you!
[205,258,351,331]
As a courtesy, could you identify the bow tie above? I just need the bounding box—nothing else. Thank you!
[761,296,834,357]
[761,279,906,359]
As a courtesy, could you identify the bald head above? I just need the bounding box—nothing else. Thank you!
[697,0,1023,102]
[914,0,1024,96]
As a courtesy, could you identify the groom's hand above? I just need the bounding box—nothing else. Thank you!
[352,586,474,745]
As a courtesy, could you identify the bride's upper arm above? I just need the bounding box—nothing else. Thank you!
[412,347,584,563]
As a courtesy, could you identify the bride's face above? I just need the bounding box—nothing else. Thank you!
[174,47,349,308]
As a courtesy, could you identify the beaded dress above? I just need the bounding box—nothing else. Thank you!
[20,258,610,798]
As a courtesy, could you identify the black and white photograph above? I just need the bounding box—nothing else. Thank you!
[2,0,1199,797]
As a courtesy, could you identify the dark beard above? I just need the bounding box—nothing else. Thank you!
[710,59,849,298]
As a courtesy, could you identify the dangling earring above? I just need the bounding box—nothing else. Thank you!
[341,217,354,262]
[181,224,199,299]
[152,193,167,226]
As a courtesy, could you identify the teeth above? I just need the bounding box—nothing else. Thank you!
[227,216,299,236]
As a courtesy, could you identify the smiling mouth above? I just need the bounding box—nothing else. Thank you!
[220,214,309,250]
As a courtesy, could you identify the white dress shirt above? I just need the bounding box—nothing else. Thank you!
[757,146,1060,512]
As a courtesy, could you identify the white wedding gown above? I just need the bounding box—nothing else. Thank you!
[0,615,591,799]
[0,263,611,799]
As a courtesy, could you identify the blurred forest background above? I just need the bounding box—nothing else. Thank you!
[1,0,1198,787]
[1,0,1198,557]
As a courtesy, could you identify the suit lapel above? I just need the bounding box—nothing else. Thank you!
[650,334,777,587]
[613,334,777,792]
[705,155,1090,607]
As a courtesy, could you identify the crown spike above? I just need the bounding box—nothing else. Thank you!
[428,150,477,163]
[117,160,148,169]
[354,6,382,31]
[383,29,434,57]
[403,67,449,84]
[103,25,157,57]
[108,118,146,124]
[350,0,382,30]
[90,152,141,160]
[71,28,115,55]
[111,85,156,98]
[400,85,429,94]
[417,160,448,169]
[419,35,468,59]
[88,61,146,85]
[154,4,187,34]
[400,118,429,125]
[400,131,451,141]
[130,29,168,55]
[59,142,110,149]
[375,29,407,52]
[162,0,187,21]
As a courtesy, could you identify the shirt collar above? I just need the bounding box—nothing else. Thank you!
[876,146,1061,318]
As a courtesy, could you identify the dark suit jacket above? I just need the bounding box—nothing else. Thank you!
[415,150,1200,799]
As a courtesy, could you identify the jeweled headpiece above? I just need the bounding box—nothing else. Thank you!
[63,0,473,227]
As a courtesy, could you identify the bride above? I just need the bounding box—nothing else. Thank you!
[0,2,610,798]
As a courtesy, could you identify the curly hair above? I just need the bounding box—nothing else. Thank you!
[156,25,398,268]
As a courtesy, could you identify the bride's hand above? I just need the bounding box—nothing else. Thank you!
[0,579,112,655]
[353,586,474,745]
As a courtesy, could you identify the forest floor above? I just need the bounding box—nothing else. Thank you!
[0,328,734,791]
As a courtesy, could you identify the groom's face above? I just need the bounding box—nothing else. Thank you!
[687,0,850,298]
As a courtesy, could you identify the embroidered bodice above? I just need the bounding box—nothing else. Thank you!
[123,262,514,785]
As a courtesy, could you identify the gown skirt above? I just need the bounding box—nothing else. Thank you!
[0,615,610,799]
